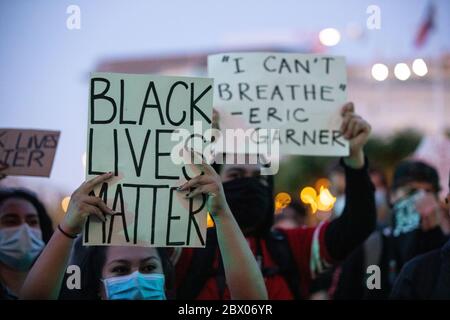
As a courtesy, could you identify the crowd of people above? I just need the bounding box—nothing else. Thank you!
[0,102,449,300]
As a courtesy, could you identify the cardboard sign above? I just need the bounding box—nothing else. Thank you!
[84,72,213,247]
[208,52,349,156]
[0,129,60,177]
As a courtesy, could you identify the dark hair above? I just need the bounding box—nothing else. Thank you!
[392,160,440,193]
[274,200,307,225]
[326,160,345,176]
[286,200,307,218]
[0,188,53,243]
[60,237,175,300]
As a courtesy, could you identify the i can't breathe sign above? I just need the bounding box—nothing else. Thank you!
[208,52,349,156]
[84,72,213,247]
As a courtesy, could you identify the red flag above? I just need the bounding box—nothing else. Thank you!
[414,3,435,48]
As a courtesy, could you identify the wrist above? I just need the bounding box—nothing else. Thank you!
[58,224,79,239]
[60,220,82,236]
[209,203,233,222]
[344,149,365,169]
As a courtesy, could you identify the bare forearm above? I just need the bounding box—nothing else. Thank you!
[20,229,74,299]
[214,207,268,300]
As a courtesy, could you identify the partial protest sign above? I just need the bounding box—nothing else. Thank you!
[208,52,349,156]
[0,128,60,177]
[85,72,213,247]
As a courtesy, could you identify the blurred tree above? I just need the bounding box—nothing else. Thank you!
[274,129,423,197]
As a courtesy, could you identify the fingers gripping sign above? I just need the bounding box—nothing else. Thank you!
[61,172,115,235]
[177,149,228,218]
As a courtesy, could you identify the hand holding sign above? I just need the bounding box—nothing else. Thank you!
[61,172,115,235]
[340,102,371,169]
[177,150,228,218]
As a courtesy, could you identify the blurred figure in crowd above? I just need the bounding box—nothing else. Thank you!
[328,163,346,218]
[0,188,53,299]
[330,164,390,224]
[333,160,448,299]
[273,200,308,230]
[369,167,390,228]
[174,102,377,299]
[391,171,450,299]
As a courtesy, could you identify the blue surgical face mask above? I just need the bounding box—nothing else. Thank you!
[0,224,45,271]
[102,271,166,300]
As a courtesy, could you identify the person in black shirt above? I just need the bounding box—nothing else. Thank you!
[391,171,450,299]
[334,160,448,299]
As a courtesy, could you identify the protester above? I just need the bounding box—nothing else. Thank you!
[0,188,53,299]
[174,102,377,299]
[369,167,390,228]
[328,162,346,218]
[333,160,448,299]
[19,161,268,300]
[273,200,308,230]
[391,171,450,299]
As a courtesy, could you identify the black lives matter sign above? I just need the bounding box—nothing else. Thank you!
[85,73,213,247]
[0,129,60,177]
[208,53,349,156]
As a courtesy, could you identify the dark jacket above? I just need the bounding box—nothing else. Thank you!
[333,226,447,300]
[390,239,450,299]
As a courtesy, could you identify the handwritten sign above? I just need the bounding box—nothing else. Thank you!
[84,72,213,247]
[0,129,60,177]
[208,53,349,156]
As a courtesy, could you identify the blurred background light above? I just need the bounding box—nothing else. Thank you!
[300,186,318,213]
[317,186,336,211]
[275,192,292,213]
[394,63,411,81]
[412,58,428,76]
[207,212,214,228]
[61,196,70,213]
[371,63,389,81]
[319,28,341,46]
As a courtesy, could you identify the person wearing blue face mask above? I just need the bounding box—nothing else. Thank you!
[19,162,268,300]
[0,189,53,299]
[102,270,166,300]
[59,242,174,300]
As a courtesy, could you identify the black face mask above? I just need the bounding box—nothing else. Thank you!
[222,177,272,235]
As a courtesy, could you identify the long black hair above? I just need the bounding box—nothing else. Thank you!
[59,237,175,300]
[0,188,53,243]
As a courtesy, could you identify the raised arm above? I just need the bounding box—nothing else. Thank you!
[20,172,114,299]
[324,103,377,261]
[179,158,268,300]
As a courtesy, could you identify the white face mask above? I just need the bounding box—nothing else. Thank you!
[0,224,45,271]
